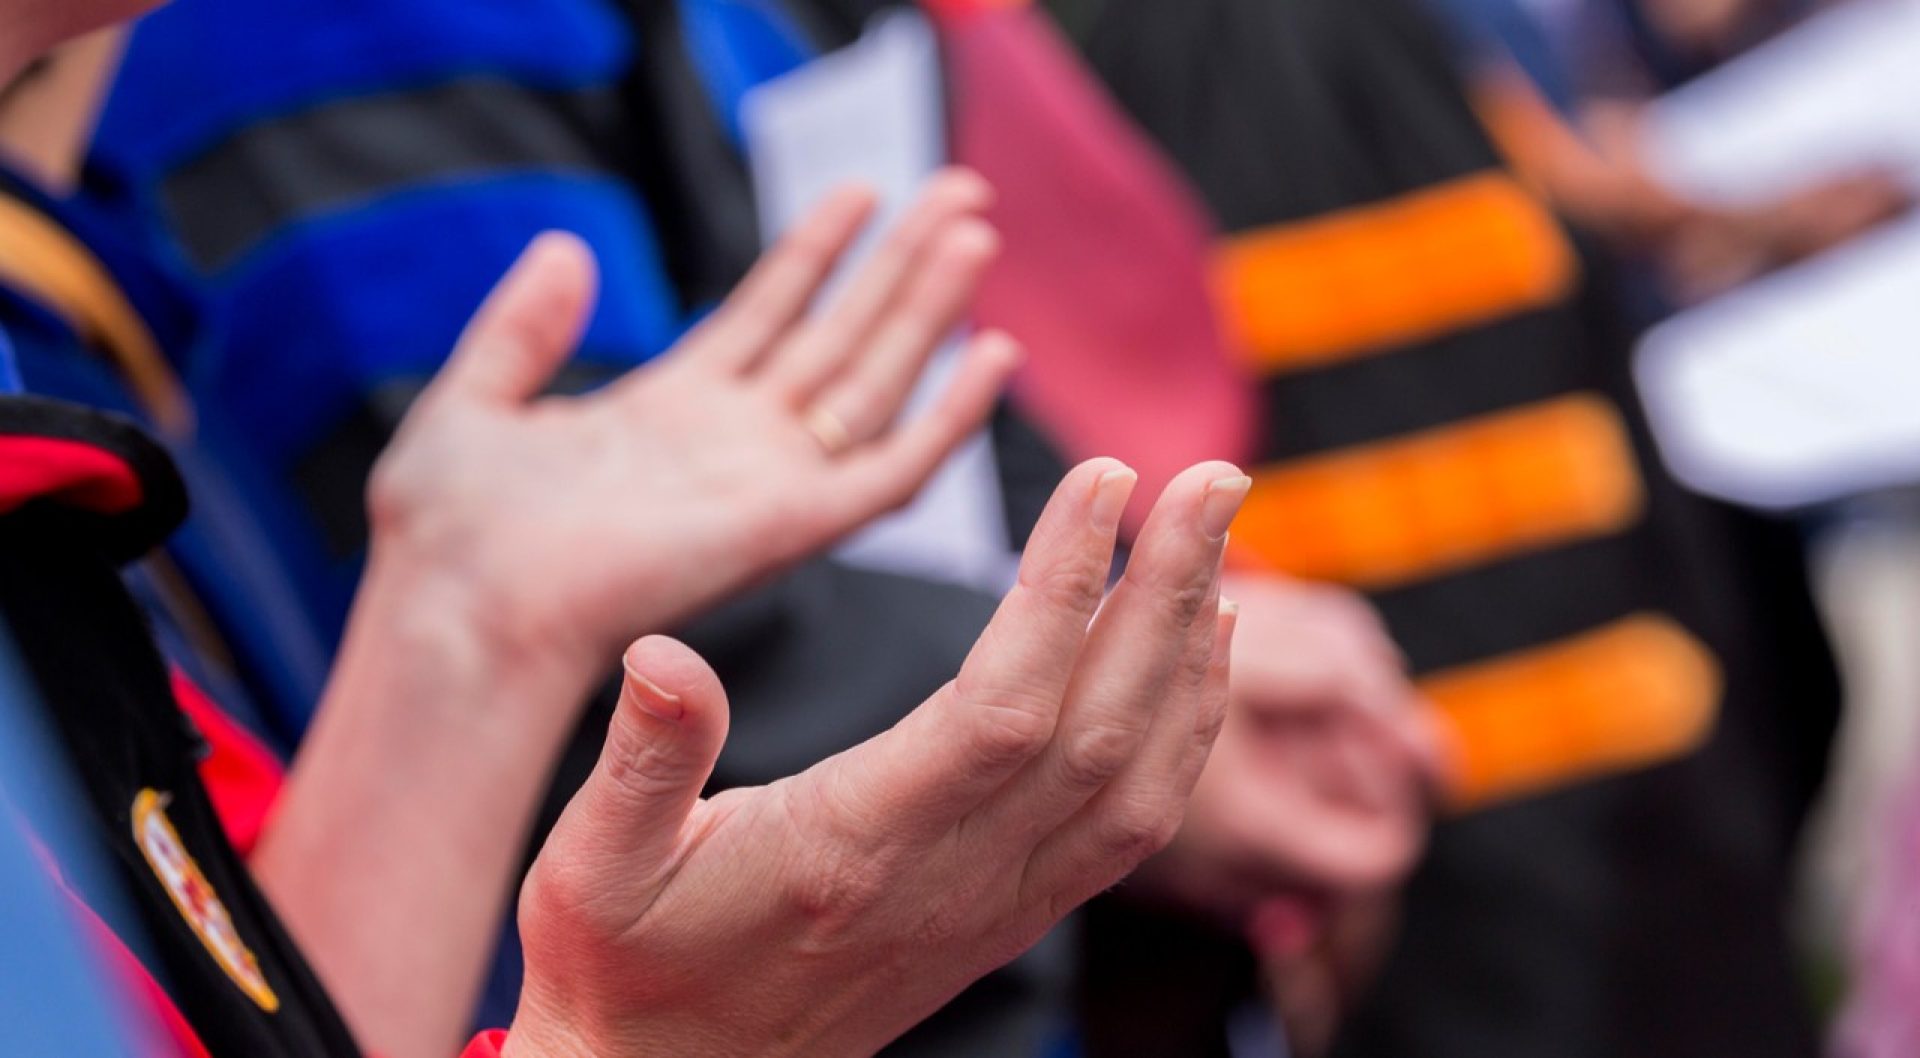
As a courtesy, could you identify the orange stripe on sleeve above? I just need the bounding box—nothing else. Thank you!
[1214,171,1578,373]
[1232,394,1643,587]
[1422,614,1721,811]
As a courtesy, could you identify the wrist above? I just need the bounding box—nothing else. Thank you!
[327,548,605,766]
[358,540,605,698]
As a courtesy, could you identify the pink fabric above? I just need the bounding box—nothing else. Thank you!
[934,1,1259,531]
[0,435,144,516]
[458,1029,509,1058]
[1833,770,1920,1058]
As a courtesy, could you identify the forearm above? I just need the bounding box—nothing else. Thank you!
[252,549,601,1058]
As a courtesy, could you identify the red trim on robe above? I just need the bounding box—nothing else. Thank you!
[0,435,143,516]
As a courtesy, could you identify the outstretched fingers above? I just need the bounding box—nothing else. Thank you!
[1010,465,1250,910]
[677,184,878,374]
[806,218,999,444]
[970,463,1244,844]
[823,330,1021,527]
[830,459,1136,838]
[759,168,994,403]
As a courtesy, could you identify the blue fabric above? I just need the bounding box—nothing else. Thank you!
[90,0,829,1031]
[90,0,822,679]
[679,0,815,140]
[92,2,689,649]
[1421,0,1580,113]
[98,0,631,172]
[0,637,157,1057]
[0,328,19,394]
[0,167,325,748]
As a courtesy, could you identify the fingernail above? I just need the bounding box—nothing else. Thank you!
[1220,598,1240,620]
[1091,466,1138,532]
[1201,475,1253,540]
[622,664,684,723]
[942,167,994,206]
[978,330,1025,368]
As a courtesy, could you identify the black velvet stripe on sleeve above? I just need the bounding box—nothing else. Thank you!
[158,79,625,274]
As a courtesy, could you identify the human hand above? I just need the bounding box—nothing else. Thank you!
[1141,573,1439,923]
[1131,575,1433,1056]
[1250,890,1401,1058]
[366,170,1017,677]
[1662,169,1912,302]
[500,458,1250,1058]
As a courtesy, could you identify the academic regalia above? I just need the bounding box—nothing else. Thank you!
[0,376,527,1058]
[91,1,1071,1047]
[0,166,337,751]
[1048,0,1839,1056]
[0,386,355,1057]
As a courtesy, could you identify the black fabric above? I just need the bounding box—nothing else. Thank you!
[1052,1,1840,1056]
[510,554,1070,1058]
[160,78,625,273]
[0,399,359,1058]
[0,396,187,562]
[613,0,766,311]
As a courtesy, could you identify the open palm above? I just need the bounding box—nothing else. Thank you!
[367,171,1017,672]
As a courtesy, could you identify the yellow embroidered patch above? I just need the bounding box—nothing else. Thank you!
[130,789,280,1012]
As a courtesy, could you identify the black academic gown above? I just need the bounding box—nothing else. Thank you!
[0,396,363,1058]
[1051,1,1839,1056]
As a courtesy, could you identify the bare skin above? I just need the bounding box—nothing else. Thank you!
[506,459,1249,1058]
[261,174,1025,1058]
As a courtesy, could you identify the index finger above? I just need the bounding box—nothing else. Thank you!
[673,184,878,374]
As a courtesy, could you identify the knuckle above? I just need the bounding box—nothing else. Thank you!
[1020,560,1107,612]
[948,672,1059,768]
[1178,640,1217,688]
[1137,573,1213,627]
[787,852,889,933]
[597,718,686,804]
[1095,796,1172,865]
[521,855,596,928]
[1057,720,1140,790]
[966,699,1058,770]
[912,883,981,948]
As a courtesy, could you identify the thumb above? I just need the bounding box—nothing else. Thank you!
[541,637,730,909]
[437,230,599,404]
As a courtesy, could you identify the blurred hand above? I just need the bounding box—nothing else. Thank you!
[367,170,1017,676]
[500,459,1248,1058]
[1663,169,1912,302]
[1144,573,1438,922]
[1137,574,1436,1055]
[1251,891,1401,1058]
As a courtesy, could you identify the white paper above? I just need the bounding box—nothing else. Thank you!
[740,10,1017,593]
[1640,0,1920,206]
[1635,215,1920,509]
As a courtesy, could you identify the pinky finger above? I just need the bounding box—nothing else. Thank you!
[1170,598,1239,800]
[826,330,1022,525]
